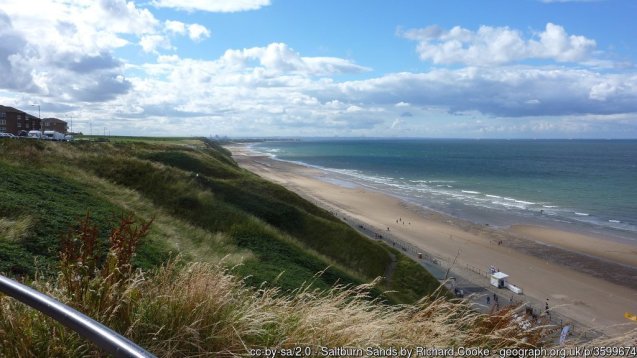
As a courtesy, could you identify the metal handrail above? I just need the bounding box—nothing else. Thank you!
[0,275,156,358]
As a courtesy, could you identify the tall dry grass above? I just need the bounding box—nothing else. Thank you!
[1,215,634,357]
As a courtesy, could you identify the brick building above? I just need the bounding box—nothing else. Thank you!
[0,105,41,135]
[41,117,68,134]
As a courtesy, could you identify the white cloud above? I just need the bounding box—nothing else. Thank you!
[330,67,637,117]
[218,43,370,76]
[1,2,634,138]
[0,2,137,101]
[187,24,210,41]
[401,23,596,66]
[140,34,172,53]
[164,20,210,42]
[96,0,158,35]
[165,20,186,35]
[93,39,635,137]
[53,40,637,137]
[157,54,180,63]
[152,0,271,13]
[0,0,217,103]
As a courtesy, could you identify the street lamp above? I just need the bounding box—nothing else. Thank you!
[30,104,41,132]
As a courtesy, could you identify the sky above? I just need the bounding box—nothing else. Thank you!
[0,0,636,138]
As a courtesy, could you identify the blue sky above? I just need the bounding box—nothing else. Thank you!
[1,0,636,138]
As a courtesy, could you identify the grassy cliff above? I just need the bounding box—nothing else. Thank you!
[2,137,614,356]
[0,137,439,302]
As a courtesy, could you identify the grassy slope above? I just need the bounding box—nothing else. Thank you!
[0,137,440,302]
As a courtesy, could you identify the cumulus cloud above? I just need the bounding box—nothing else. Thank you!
[0,1,158,101]
[187,24,211,41]
[328,67,637,117]
[68,38,636,136]
[219,43,370,76]
[1,1,634,137]
[83,43,381,135]
[164,20,210,41]
[96,0,158,35]
[100,36,634,137]
[153,0,271,13]
[48,50,123,76]
[165,20,186,35]
[0,11,38,92]
[0,0,216,103]
[140,34,172,53]
[401,23,596,65]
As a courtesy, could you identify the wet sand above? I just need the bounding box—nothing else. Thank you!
[228,144,637,337]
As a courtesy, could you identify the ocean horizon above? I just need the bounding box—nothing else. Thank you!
[253,138,637,243]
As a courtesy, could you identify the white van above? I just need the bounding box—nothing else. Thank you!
[43,131,66,141]
[28,130,43,139]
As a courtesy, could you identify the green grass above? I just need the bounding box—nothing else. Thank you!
[0,160,172,275]
[0,137,441,303]
[79,154,369,292]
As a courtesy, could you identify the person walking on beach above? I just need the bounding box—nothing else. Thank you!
[487,296,491,305]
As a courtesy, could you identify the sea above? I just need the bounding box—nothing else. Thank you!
[252,139,637,243]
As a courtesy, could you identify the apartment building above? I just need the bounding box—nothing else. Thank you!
[0,105,41,135]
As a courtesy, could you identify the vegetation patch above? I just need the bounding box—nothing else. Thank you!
[0,216,562,357]
[1,137,441,303]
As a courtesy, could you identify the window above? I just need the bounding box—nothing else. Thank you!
[0,112,6,118]
[17,122,22,128]
[17,114,22,120]
[0,127,5,132]
[0,119,5,125]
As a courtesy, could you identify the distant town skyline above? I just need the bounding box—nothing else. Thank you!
[1,0,636,138]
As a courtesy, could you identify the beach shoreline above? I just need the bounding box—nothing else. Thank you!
[247,141,637,247]
[227,143,637,337]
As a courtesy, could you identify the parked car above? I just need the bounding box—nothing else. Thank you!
[0,133,16,139]
[64,134,74,142]
[17,130,28,137]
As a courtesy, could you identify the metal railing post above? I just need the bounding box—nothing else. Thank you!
[0,275,156,358]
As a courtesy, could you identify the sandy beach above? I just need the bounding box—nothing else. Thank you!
[227,144,637,337]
